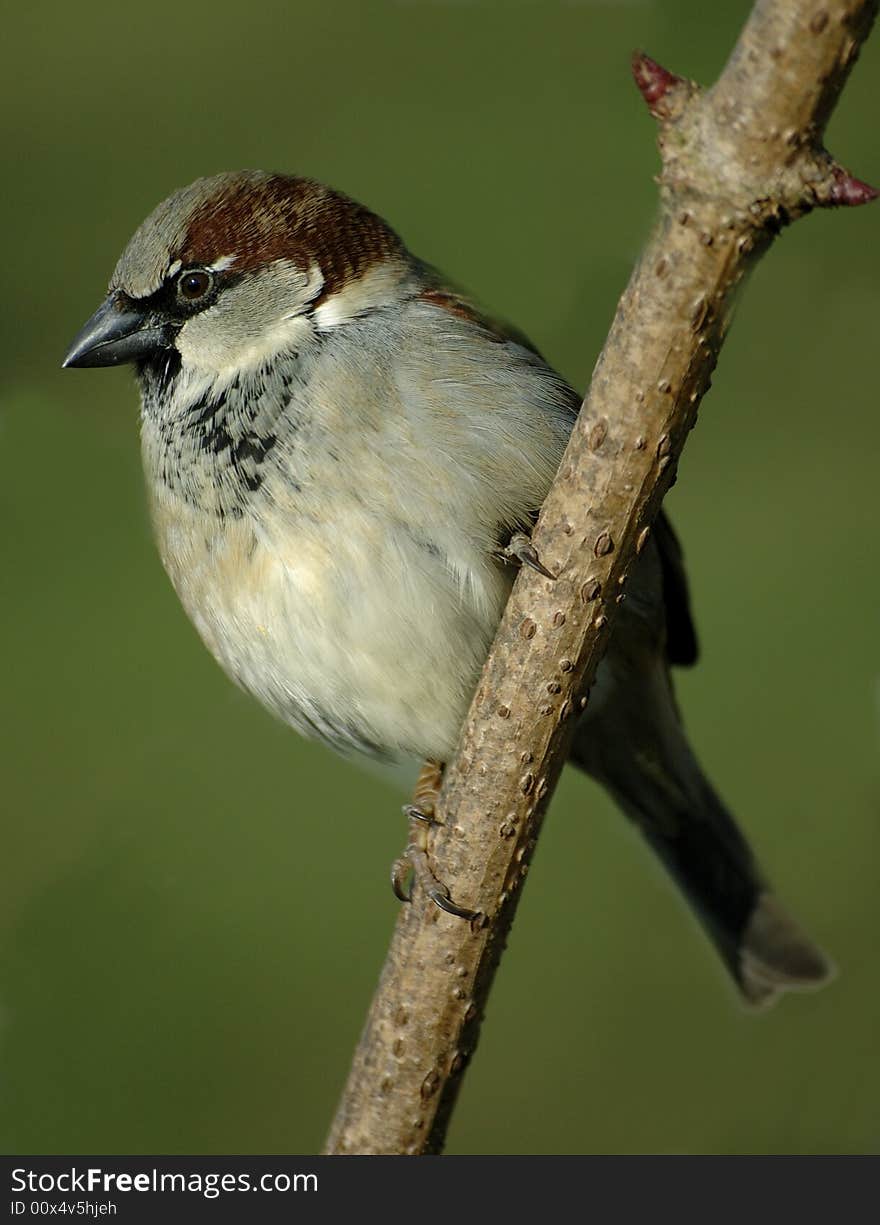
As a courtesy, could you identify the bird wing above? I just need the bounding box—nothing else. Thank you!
[653,510,699,667]
[413,271,698,668]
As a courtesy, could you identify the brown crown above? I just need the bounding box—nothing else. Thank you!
[181,173,408,303]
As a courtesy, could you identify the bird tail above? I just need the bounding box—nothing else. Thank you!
[573,666,833,1007]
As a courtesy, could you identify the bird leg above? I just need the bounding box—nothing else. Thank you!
[499,530,556,580]
[391,759,480,922]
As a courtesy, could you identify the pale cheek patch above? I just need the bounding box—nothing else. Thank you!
[175,261,323,378]
[177,313,317,379]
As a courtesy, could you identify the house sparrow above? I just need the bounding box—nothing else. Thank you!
[64,170,831,1005]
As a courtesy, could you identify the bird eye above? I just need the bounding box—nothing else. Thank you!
[176,269,213,302]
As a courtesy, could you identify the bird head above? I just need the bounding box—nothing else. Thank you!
[63,171,415,386]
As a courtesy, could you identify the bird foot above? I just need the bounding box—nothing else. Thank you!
[390,761,481,923]
[500,531,556,580]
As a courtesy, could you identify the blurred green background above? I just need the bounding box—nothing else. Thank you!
[2,0,878,1156]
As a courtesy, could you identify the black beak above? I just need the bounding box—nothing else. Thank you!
[62,294,171,369]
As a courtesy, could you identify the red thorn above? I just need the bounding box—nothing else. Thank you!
[828,166,879,207]
[631,51,684,117]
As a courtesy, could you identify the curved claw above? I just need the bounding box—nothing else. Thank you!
[503,532,556,581]
[403,803,435,825]
[428,886,480,923]
[518,547,556,581]
[391,856,413,903]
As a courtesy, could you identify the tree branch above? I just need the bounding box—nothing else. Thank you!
[325,0,877,1155]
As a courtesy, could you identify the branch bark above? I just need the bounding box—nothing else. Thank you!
[325,0,877,1155]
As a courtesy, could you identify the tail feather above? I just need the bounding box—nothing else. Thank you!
[574,661,832,1007]
[740,893,835,1006]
